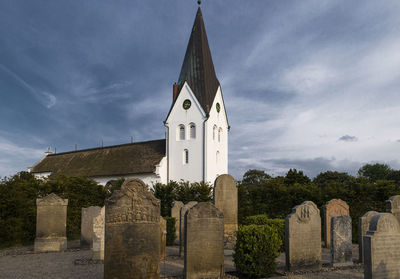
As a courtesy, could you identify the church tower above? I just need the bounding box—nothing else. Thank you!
[164,5,229,183]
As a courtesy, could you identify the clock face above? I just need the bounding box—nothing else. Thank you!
[183,99,191,110]
[216,103,221,113]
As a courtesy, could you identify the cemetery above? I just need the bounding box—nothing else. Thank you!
[1,170,400,278]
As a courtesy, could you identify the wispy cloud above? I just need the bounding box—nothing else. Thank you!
[338,135,358,142]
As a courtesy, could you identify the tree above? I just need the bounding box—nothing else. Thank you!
[242,169,271,185]
[358,163,392,181]
[284,169,311,185]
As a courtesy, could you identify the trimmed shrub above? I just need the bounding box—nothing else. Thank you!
[165,217,176,246]
[233,225,281,278]
[243,215,285,252]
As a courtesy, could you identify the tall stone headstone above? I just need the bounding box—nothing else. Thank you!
[34,193,68,252]
[331,215,352,267]
[213,174,238,249]
[81,206,102,248]
[104,178,161,279]
[364,213,400,279]
[171,201,184,244]
[184,202,224,279]
[359,211,379,263]
[386,195,400,225]
[92,206,105,260]
[285,201,321,271]
[160,217,166,259]
[324,199,350,248]
[180,201,198,256]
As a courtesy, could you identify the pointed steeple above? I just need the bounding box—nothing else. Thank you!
[177,7,220,114]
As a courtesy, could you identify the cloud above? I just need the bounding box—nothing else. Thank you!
[338,135,358,142]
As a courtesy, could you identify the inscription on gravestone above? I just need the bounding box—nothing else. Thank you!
[331,215,352,267]
[386,195,400,225]
[214,174,238,249]
[359,211,378,263]
[285,201,321,271]
[34,193,68,252]
[364,213,400,279]
[184,202,224,279]
[324,199,349,248]
[81,206,102,248]
[92,206,105,260]
[104,178,161,279]
[180,201,198,257]
[171,201,184,244]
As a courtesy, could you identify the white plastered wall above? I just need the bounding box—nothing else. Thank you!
[205,86,229,183]
[165,82,206,182]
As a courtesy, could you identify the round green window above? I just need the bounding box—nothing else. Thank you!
[183,99,191,110]
[216,103,221,113]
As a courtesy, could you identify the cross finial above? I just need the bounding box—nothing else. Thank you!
[197,0,201,6]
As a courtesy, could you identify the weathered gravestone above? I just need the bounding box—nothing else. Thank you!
[180,201,198,256]
[359,211,379,263]
[331,215,352,267]
[213,174,238,249]
[364,213,400,279]
[160,217,166,259]
[34,193,68,252]
[386,195,400,225]
[104,178,161,279]
[184,202,224,279]
[81,206,102,248]
[92,206,105,260]
[171,201,184,244]
[324,199,350,248]
[285,201,321,271]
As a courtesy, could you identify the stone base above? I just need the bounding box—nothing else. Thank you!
[332,261,353,267]
[34,237,67,252]
[92,250,104,260]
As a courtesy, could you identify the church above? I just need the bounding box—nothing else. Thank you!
[30,5,229,187]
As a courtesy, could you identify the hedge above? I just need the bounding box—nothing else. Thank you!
[165,217,176,246]
[233,225,281,278]
[243,215,285,252]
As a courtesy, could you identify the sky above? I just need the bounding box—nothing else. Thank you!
[1,0,400,180]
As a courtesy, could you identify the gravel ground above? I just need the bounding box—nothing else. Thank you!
[0,242,364,279]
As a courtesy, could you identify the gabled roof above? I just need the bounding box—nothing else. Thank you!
[30,139,166,178]
[176,7,220,115]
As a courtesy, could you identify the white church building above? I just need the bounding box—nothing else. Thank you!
[30,6,229,187]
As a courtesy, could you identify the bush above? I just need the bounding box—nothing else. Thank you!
[243,215,285,251]
[233,225,282,278]
[165,217,176,246]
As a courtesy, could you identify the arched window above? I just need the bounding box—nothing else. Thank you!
[183,149,189,164]
[178,125,185,140]
[213,125,217,140]
[216,151,220,164]
[218,128,222,142]
[189,123,196,139]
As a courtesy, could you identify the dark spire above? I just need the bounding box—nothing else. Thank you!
[177,7,220,114]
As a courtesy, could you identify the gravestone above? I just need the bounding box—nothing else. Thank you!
[184,202,224,279]
[81,206,102,248]
[331,215,352,267]
[104,178,161,279]
[213,174,238,249]
[386,195,400,225]
[285,201,321,271]
[160,217,166,259]
[171,201,184,244]
[180,201,198,256]
[359,211,379,263]
[92,206,105,260]
[324,199,350,248]
[34,193,68,252]
[364,213,400,279]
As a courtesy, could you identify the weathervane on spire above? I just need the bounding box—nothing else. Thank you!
[197,0,201,6]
